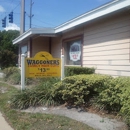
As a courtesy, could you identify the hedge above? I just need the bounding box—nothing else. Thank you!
[64,66,95,77]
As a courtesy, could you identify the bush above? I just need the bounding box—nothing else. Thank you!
[10,78,60,109]
[65,66,95,77]
[120,90,130,127]
[9,72,130,127]
[3,67,20,79]
[97,77,130,111]
[8,72,21,85]
[3,67,20,84]
[97,79,123,112]
[52,74,112,106]
[96,77,130,126]
[0,50,17,69]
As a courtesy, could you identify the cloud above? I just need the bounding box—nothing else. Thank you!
[0,5,5,12]
[4,23,20,31]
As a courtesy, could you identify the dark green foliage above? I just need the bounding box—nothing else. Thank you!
[0,50,17,69]
[0,30,20,69]
[120,90,130,126]
[97,79,123,112]
[96,77,130,126]
[0,30,19,52]
[52,74,112,106]
[8,71,130,126]
[64,66,95,77]
[10,78,60,109]
[52,75,130,126]
[97,77,130,111]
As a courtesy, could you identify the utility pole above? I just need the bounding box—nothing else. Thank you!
[20,0,25,34]
[29,0,34,28]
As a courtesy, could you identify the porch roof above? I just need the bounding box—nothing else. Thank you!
[13,28,55,44]
[13,0,130,44]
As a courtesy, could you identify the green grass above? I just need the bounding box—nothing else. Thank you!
[0,82,94,130]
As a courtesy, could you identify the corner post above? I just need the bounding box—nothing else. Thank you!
[21,54,26,91]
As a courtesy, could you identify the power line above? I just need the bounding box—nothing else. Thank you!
[1,1,21,18]
[1,0,20,26]
[32,17,55,27]
[29,0,34,28]
[13,1,21,11]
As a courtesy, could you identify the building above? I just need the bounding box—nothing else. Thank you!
[13,0,130,77]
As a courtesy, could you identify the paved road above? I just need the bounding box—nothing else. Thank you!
[0,112,13,130]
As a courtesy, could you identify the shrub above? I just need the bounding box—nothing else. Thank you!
[96,76,130,127]
[120,90,130,127]
[0,50,17,69]
[97,80,122,112]
[64,66,95,77]
[25,77,43,86]
[115,77,130,127]
[9,72,130,127]
[3,67,20,84]
[10,78,60,109]
[11,88,55,109]
[3,67,20,79]
[8,72,21,85]
[52,74,112,106]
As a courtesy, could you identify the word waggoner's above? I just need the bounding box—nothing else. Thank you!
[27,59,60,66]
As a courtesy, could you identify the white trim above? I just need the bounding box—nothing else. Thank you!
[13,28,55,44]
[13,29,31,44]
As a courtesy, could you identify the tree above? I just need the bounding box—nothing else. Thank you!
[0,30,20,69]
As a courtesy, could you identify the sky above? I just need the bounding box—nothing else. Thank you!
[0,0,112,31]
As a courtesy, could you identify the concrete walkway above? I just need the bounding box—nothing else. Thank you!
[0,112,13,130]
[22,106,128,130]
[0,72,4,78]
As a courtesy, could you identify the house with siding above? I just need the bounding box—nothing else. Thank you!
[13,0,130,77]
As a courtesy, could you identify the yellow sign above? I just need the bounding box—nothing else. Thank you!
[25,51,61,78]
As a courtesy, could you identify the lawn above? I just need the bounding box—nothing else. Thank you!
[0,82,94,130]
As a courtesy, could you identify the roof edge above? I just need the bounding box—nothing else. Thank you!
[54,0,130,33]
[13,28,55,44]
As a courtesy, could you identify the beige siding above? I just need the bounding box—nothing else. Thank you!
[32,37,49,57]
[83,12,130,76]
[51,37,61,58]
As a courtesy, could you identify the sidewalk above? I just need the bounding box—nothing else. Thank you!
[0,112,13,130]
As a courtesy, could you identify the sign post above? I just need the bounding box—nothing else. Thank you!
[61,55,64,80]
[21,54,26,91]
[21,52,62,91]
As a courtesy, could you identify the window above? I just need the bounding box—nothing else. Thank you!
[63,38,82,66]
[21,45,27,56]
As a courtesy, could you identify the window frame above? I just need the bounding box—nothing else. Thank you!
[62,35,83,66]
